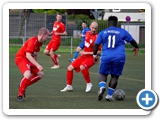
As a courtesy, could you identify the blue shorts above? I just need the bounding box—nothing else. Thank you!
[99,55,125,76]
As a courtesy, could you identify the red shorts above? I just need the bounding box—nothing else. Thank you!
[71,55,95,72]
[45,39,61,51]
[15,57,40,74]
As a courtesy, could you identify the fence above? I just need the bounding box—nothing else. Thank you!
[9,12,145,49]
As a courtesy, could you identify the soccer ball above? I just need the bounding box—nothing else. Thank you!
[113,89,125,101]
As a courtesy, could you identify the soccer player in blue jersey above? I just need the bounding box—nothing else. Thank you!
[69,21,90,62]
[93,16,139,101]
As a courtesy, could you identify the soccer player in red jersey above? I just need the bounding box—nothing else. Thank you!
[15,27,50,102]
[60,21,101,92]
[44,13,67,69]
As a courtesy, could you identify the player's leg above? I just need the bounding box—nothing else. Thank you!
[44,41,52,56]
[16,58,31,102]
[98,74,107,101]
[97,62,110,101]
[17,70,31,102]
[106,60,125,101]
[60,65,74,92]
[50,41,61,69]
[61,58,82,92]
[68,42,84,62]
[44,48,50,56]
[80,57,95,92]
[74,46,82,59]
[27,65,44,86]
[80,66,93,92]
[74,42,84,59]
[105,75,119,101]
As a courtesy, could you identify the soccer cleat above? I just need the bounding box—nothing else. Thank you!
[98,87,106,101]
[68,58,75,63]
[85,83,93,92]
[17,96,23,102]
[60,85,73,92]
[51,55,61,69]
[105,95,114,101]
[51,65,60,69]
[58,54,61,58]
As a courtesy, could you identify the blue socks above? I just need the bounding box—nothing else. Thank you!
[99,81,106,88]
[107,87,115,96]
[73,51,79,59]
[99,82,115,96]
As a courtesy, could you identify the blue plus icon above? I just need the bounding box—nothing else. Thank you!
[136,89,158,110]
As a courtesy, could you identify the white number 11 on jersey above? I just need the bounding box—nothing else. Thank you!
[108,35,115,48]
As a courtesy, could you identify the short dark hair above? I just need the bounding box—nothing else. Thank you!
[108,16,118,22]
[82,20,87,24]
[57,13,62,16]
[108,16,118,27]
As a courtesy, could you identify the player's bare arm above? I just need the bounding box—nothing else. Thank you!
[26,52,43,71]
[79,33,82,37]
[31,52,37,61]
[96,50,101,56]
[49,31,53,36]
[79,50,100,55]
[130,40,139,56]
[79,51,91,55]
[79,34,86,37]
[55,31,67,36]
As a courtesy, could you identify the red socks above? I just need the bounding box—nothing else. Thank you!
[27,74,41,86]
[18,77,29,96]
[81,68,91,83]
[18,75,41,97]
[51,54,58,65]
[66,68,91,85]
[66,70,73,85]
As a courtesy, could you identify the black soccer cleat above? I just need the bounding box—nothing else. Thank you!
[98,88,106,101]
[17,96,23,102]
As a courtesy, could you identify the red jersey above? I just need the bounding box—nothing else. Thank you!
[52,21,66,40]
[71,31,101,72]
[16,36,42,58]
[82,31,99,56]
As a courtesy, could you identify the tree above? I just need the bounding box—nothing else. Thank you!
[19,9,31,36]
[66,9,95,19]
[33,9,66,14]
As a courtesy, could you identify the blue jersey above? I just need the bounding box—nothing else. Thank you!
[79,27,90,49]
[81,27,90,41]
[95,26,134,76]
[95,26,133,59]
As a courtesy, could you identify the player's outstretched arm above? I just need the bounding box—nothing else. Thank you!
[130,40,139,56]
[55,31,67,36]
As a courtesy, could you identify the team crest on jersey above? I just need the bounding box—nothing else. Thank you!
[85,41,90,48]
[104,31,107,34]
[90,39,93,43]
[53,27,58,31]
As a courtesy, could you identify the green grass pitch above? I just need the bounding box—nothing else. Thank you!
[9,46,145,109]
